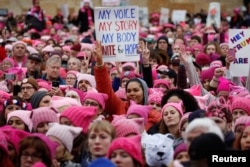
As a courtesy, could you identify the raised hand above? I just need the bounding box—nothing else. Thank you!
[93,41,103,66]
[142,42,150,65]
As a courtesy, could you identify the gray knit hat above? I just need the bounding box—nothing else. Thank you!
[30,91,50,109]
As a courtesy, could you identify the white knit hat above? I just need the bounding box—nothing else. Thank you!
[7,110,33,132]
[46,123,82,152]
[77,73,96,88]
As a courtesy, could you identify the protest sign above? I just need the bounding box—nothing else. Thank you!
[139,7,149,27]
[102,0,120,7]
[229,29,250,77]
[206,2,221,28]
[94,6,139,62]
[160,8,169,25]
[171,10,186,24]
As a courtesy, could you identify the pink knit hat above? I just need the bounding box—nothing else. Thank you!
[200,67,216,83]
[120,71,141,81]
[66,70,78,78]
[51,96,81,113]
[210,60,222,68]
[179,112,191,132]
[60,106,98,133]
[161,101,184,117]
[107,135,143,166]
[122,62,136,71]
[46,123,82,152]
[36,79,52,91]
[31,133,59,159]
[153,79,171,90]
[82,92,108,109]
[1,126,29,153]
[42,45,55,52]
[62,46,72,53]
[230,86,249,97]
[220,42,228,48]
[66,88,85,103]
[174,143,187,159]
[126,101,152,124]
[234,116,250,132]
[216,77,232,93]
[112,118,143,137]
[184,85,202,96]
[7,110,33,132]
[77,73,96,88]
[31,107,59,130]
[231,97,250,115]
[115,88,127,100]
[32,162,46,167]
[148,90,163,104]
[76,51,86,58]
[0,130,8,155]
[192,44,203,53]
[81,43,94,51]
[195,52,210,66]
[194,94,209,110]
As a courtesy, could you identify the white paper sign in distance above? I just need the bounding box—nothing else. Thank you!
[61,4,69,19]
[160,7,169,25]
[171,10,186,24]
[139,7,149,27]
[206,2,221,28]
[102,0,120,7]
[229,29,250,77]
[94,6,140,62]
[120,0,129,6]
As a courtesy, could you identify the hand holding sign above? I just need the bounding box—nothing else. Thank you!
[94,41,104,67]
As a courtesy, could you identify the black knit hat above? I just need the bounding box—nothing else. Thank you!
[30,91,50,109]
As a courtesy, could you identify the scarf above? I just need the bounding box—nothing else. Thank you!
[81,7,93,28]
[29,6,43,21]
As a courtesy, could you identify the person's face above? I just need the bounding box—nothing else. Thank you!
[7,143,16,162]
[4,104,22,119]
[126,81,144,104]
[202,79,210,91]
[175,151,190,163]
[1,60,13,71]
[163,106,181,127]
[149,102,161,112]
[60,117,72,126]
[193,48,201,57]
[65,73,77,86]
[137,40,145,52]
[20,147,42,167]
[235,124,245,138]
[209,117,227,133]
[158,39,168,51]
[82,48,92,57]
[111,149,135,167]
[48,136,66,160]
[13,44,26,57]
[217,91,229,101]
[220,45,229,55]
[27,59,41,72]
[174,38,184,45]
[35,44,45,52]
[190,39,199,46]
[232,109,248,123]
[7,116,26,131]
[185,127,208,148]
[154,83,168,93]
[46,62,60,79]
[84,2,90,8]
[206,44,216,55]
[149,58,158,67]
[39,95,51,107]
[121,77,130,88]
[21,83,36,100]
[88,130,112,158]
[240,126,250,150]
[172,46,181,54]
[36,122,49,134]
[110,70,118,81]
[78,80,91,92]
[83,98,102,114]
[68,59,80,71]
[181,121,188,139]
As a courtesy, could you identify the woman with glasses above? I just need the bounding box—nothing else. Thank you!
[65,71,77,87]
[19,133,57,167]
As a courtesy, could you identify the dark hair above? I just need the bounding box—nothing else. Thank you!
[204,41,221,55]
[19,136,52,167]
[154,49,170,65]
[161,88,200,112]
[159,120,181,138]
[149,50,162,65]
[191,35,202,43]
[72,133,87,163]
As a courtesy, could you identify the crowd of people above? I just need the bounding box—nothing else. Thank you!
[0,0,250,167]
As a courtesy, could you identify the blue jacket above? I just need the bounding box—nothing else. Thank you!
[41,74,66,85]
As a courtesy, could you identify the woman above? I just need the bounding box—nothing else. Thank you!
[0,58,14,72]
[0,130,15,167]
[19,133,57,167]
[65,71,77,86]
[93,41,160,128]
[173,143,189,163]
[233,123,250,150]
[7,110,33,132]
[107,135,143,167]
[65,88,85,104]
[82,120,115,166]
[234,116,250,138]
[204,41,221,57]
[46,123,82,167]
[231,97,250,123]
[0,96,27,126]
[29,91,52,109]
[31,107,59,134]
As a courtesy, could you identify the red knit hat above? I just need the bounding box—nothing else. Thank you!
[195,52,210,66]
[231,97,250,115]
[107,135,143,166]
[60,106,98,133]
[82,92,108,110]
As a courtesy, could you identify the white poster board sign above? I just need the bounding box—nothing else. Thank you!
[160,7,169,25]
[229,29,250,77]
[94,6,139,62]
[61,4,69,19]
[206,2,221,28]
[102,0,120,7]
[171,10,186,24]
[139,7,149,27]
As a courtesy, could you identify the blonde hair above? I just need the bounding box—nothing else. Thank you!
[65,90,80,103]
[88,120,116,139]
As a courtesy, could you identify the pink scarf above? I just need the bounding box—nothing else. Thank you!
[81,7,93,28]
[30,6,43,21]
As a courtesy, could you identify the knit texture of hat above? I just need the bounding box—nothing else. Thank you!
[231,97,250,115]
[120,71,141,81]
[195,52,210,66]
[31,107,59,130]
[46,123,82,152]
[216,77,231,93]
[7,110,33,132]
[153,79,171,89]
[126,101,151,124]
[21,78,39,90]
[174,143,187,159]
[107,135,143,166]
[83,92,108,110]
[60,106,98,134]
[112,118,144,137]
[30,91,49,109]
[1,125,29,153]
[0,129,9,155]
[161,101,184,117]
[88,158,116,167]
[77,73,96,88]
[234,116,250,132]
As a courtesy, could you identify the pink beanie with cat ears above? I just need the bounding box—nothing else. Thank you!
[83,92,108,110]
[161,101,184,117]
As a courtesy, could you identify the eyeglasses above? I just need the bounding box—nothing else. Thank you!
[66,77,76,80]
[21,86,34,91]
[21,152,42,161]
[83,100,99,107]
